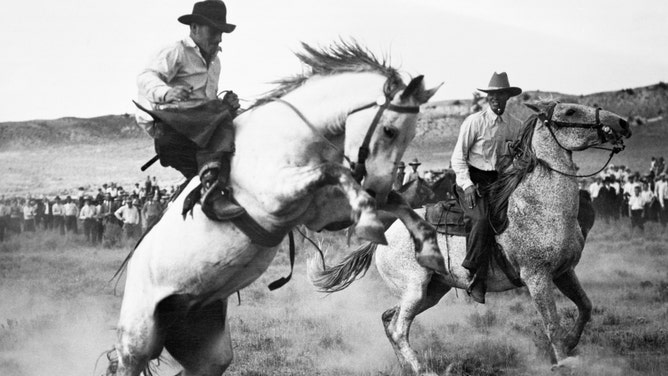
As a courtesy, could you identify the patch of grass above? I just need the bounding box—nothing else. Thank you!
[467,309,499,332]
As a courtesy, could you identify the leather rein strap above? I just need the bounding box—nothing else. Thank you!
[539,103,624,178]
[273,79,420,183]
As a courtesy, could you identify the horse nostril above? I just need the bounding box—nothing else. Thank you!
[619,118,628,130]
[366,189,377,198]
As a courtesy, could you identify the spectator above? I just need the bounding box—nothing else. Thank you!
[142,196,163,229]
[144,175,153,197]
[403,158,422,185]
[598,178,616,224]
[9,199,22,235]
[628,185,646,235]
[42,197,53,230]
[640,181,657,221]
[79,197,98,242]
[0,199,9,241]
[52,196,65,235]
[22,199,36,232]
[115,198,141,241]
[657,174,668,233]
[63,196,79,234]
[393,161,406,191]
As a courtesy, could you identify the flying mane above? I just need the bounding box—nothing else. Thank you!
[485,102,554,230]
[253,40,402,107]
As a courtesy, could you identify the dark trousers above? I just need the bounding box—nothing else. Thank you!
[0,216,7,241]
[65,216,78,233]
[83,218,96,241]
[630,209,644,230]
[53,216,65,235]
[154,120,234,179]
[456,167,498,276]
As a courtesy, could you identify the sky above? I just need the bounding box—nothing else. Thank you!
[0,0,666,122]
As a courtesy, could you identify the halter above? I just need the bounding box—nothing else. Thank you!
[538,102,625,178]
[274,78,420,183]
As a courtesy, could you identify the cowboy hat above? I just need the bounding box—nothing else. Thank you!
[397,161,406,168]
[478,72,522,97]
[408,158,421,166]
[178,0,236,33]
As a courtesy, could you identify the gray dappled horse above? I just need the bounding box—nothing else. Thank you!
[110,42,442,376]
[309,101,631,375]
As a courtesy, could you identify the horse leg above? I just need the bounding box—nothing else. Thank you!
[523,272,570,366]
[553,268,592,352]
[382,277,450,375]
[163,299,232,376]
[383,191,445,275]
[114,308,164,376]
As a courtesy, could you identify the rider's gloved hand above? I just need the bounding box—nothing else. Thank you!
[222,91,240,112]
[164,85,192,102]
[464,185,478,209]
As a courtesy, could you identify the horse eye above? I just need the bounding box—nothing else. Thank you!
[383,126,397,139]
[565,108,576,116]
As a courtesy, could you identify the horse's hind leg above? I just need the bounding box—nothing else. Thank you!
[382,276,450,375]
[553,268,592,352]
[524,272,570,365]
[163,298,232,376]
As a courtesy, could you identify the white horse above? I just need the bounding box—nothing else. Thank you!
[309,101,631,375]
[111,42,442,376]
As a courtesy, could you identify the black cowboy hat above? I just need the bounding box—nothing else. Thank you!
[178,0,236,33]
[478,72,522,97]
[408,158,421,166]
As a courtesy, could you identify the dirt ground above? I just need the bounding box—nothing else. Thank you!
[0,217,666,376]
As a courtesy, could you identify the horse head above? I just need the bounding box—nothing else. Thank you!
[345,75,441,204]
[526,101,631,152]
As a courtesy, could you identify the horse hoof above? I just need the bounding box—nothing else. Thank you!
[355,223,388,244]
[416,251,447,275]
[552,356,580,371]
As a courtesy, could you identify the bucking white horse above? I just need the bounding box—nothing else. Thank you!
[110,41,442,376]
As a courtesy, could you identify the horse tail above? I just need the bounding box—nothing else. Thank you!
[307,242,378,293]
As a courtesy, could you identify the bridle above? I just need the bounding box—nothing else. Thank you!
[273,77,420,183]
[538,102,625,178]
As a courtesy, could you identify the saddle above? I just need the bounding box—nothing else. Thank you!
[425,198,523,287]
[424,199,467,236]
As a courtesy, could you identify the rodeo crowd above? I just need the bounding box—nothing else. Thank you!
[582,156,668,235]
[0,176,180,245]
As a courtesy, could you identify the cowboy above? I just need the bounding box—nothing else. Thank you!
[393,161,406,191]
[451,72,522,303]
[403,158,422,185]
[63,196,79,234]
[135,0,244,221]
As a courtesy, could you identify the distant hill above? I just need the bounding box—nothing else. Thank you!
[0,83,666,196]
[0,113,145,149]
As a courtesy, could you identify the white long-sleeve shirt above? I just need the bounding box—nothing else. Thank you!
[136,36,222,136]
[451,106,519,189]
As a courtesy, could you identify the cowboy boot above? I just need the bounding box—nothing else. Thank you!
[200,156,245,221]
[465,267,487,304]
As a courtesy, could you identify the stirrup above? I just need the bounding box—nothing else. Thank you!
[201,180,245,221]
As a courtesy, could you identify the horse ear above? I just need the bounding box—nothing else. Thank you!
[416,82,443,104]
[524,101,552,114]
[524,103,541,113]
[400,75,425,100]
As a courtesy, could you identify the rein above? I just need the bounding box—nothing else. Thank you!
[273,79,420,183]
[538,103,624,178]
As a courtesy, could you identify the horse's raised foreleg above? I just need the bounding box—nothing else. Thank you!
[382,191,446,275]
[293,163,386,244]
[553,268,592,352]
[523,272,570,366]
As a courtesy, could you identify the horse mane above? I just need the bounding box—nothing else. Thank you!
[485,108,551,225]
[253,40,402,107]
